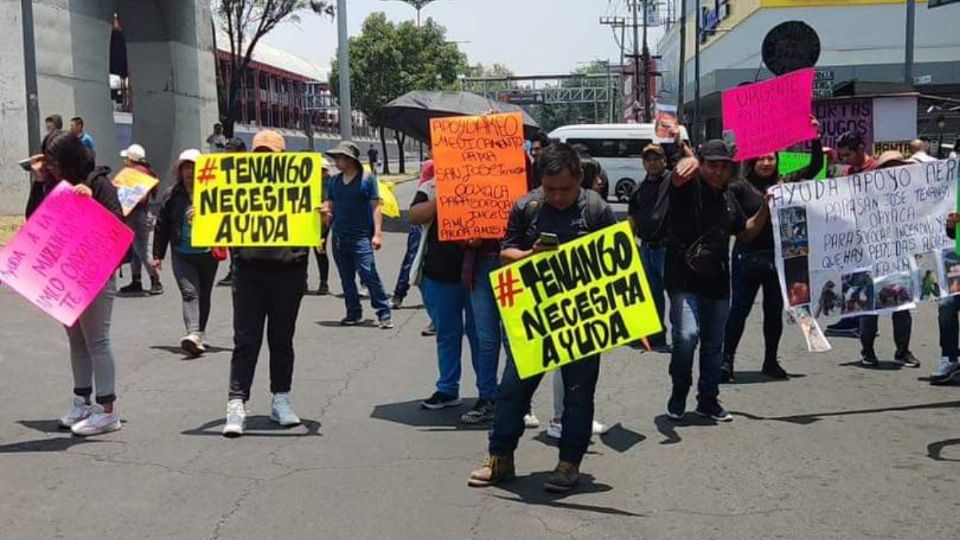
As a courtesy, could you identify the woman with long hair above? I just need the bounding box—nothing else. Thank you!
[721,117,823,382]
[152,149,219,357]
[30,132,124,436]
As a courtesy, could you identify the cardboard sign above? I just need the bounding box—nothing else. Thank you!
[492,221,662,379]
[191,152,322,247]
[769,160,959,325]
[779,151,827,180]
[0,181,133,326]
[722,69,817,161]
[430,112,528,241]
[654,104,679,143]
[113,167,159,217]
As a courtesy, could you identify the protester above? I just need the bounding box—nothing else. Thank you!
[390,158,433,309]
[664,140,770,422]
[324,141,393,329]
[151,149,219,357]
[30,132,123,436]
[206,123,226,153]
[215,138,248,287]
[42,114,63,150]
[721,117,823,382]
[936,212,960,385]
[529,134,551,190]
[311,162,334,295]
[469,143,616,493]
[825,131,877,339]
[367,146,379,172]
[222,130,308,437]
[409,177,501,424]
[69,116,95,153]
[572,144,610,200]
[117,144,163,296]
[856,151,920,368]
[908,139,937,163]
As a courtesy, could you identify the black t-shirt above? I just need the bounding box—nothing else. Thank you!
[727,177,774,251]
[627,170,671,244]
[502,188,617,251]
[665,176,747,298]
[411,190,464,283]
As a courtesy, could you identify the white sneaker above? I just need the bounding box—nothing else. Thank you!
[547,418,562,439]
[270,393,301,426]
[930,357,960,385]
[524,411,540,429]
[58,396,92,429]
[592,420,611,435]
[222,399,246,438]
[71,408,121,436]
[359,285,370,298]
[180,333,204,357]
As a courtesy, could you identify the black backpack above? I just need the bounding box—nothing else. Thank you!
[517,188,609,246]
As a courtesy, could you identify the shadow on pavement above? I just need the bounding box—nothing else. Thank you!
[150,345,232,359]
[315,320,381,330]
[371,399,489,431]
[653,413,717,445]
[927,438,960,461]
[838,360,904,371]
[181,416,323,437]
[599,424,646,453]
[17,419,63,433]
[486,472,645,517]
[0,422,114,453]
[724,371,807,385]
[733,399,960,426]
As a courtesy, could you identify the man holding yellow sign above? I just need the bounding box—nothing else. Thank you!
[468,144,661,494]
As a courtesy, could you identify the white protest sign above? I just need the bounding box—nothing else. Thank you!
[769,159,959,327]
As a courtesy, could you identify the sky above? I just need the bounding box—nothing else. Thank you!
[263,0,664,80]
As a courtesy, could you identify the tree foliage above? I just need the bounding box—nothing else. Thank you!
[329,13,468,173]
[213,0,335,137]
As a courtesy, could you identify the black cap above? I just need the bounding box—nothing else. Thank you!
[700,139,736,162]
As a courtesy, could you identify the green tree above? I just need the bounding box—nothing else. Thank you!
[330,14,467,174]
[214,0,335,138]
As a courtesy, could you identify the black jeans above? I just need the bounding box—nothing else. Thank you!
[172,251,219,334]
[723,246,783,365]
[489,346,600,465]
[228,260,307,401]
[312,226,332,286]
[860,311,912,357]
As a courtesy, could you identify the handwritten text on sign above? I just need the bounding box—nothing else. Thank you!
[722,68,816,161]
[770,159,959,319]
[113,167,159,217]
[0,182,133,326]
[430,113,528,242]
[192,152,322,247]
[492,221,662,379]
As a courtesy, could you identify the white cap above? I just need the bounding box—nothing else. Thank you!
[177,149,201,163]
[120,143,146,163]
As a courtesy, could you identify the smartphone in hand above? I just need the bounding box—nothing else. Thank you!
[538,232,559,250]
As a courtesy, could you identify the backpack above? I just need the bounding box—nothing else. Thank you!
[517,188,608,245]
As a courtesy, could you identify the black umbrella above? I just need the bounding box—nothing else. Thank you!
[382,90,542,143]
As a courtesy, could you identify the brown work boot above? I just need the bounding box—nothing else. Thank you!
[468,454,515,487]
[543,460,580,493]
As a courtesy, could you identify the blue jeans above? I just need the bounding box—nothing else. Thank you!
[723,246,783,365]
[469,255,503,399]
[640,244,668,346]
[393,225,422,299]
[422,277,488,398]
[489,338,600,465]
[331,235,391,320]
[669,292,729,404]
[939,296,960,361]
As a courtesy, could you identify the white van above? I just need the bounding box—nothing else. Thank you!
[548,123,689,202]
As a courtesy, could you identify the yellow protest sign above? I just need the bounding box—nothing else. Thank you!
[491,221,662,379]
[379,181,400,218]
[113,167,159,217]
[192,152,322,247]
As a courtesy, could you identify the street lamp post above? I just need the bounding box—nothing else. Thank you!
[336,0,352,140]
[383,0,441,27]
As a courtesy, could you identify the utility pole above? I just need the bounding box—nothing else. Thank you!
[641,0,651,123]
[599,15,626,121]
[694,0,701,145]
[21,0,40,155]
[631,0,642,122]
[336,0,352,140]
[904,0,916,84]
[678,0,687,124]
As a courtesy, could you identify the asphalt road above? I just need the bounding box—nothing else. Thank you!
[0,184,957,540]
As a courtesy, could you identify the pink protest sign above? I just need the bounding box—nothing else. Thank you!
[722,68,816,161]
[0,181,133,326]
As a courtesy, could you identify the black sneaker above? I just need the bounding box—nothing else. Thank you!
[894,351,921,368]
[859,350,880,367]
[720,361,735,383]
[459,399,495,424]
[148,279,164,296]
[695,400,733,422]
[316,283,330,296]
[340,315,362,326]
[421,323,436,337]
[217,273,234,287]
[120,281,143,294]
[761,361,789,379]
[389,295,404,309]
[420,391,462,410]
[666,389,687,420]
